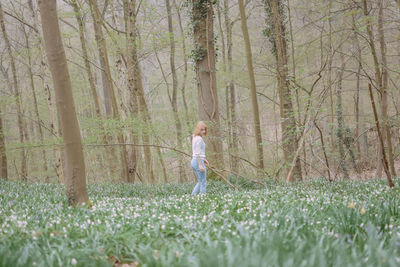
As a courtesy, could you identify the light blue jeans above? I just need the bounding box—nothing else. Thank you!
[191,158,206,195]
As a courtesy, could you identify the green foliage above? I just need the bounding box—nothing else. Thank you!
[1,179,400,266]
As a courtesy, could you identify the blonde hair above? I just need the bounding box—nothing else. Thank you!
[193,121,207,136]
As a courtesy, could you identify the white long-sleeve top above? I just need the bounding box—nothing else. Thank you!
[192,135,206,159]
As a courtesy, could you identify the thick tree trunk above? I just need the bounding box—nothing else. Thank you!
[0,108,7,180]
[267,0,302,181]
[192,0,224,170]
[238,0,265,170]
[0,3,27,181]
[89,0,130,183]
[38,0,88,205]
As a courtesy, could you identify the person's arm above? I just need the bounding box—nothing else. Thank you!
[197,156,204,172]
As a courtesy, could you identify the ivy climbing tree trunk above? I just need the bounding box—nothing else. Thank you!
[38,0,88,205]
[192,0,224,171]
[264,0,302,181]
[0,2,27,181]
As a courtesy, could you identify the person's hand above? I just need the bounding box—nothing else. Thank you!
[199,166,205,172]
[204,159,209,167]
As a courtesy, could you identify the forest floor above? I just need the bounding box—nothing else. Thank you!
[0,179,400,266]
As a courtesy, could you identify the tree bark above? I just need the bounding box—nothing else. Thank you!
[38,0,88,205]
[238,0,265,170]
[192,0,224,171]
[0,2,27,181]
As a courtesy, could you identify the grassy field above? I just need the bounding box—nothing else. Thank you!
[1,179,400,266]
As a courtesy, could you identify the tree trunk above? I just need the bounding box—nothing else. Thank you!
[238,0,265,170]
[22,25,49,181]
[266,0,302,181]
[192,0,224,171]
[216,0,232,174]
[327,0,335,154]
[173,0,191,132]
[38,0,88,205]
[127,0,168,183]
[362,0,386,178]
[166,0,185,183]
[336,51,349,179]
[378,0,396,177]
[223,0,238,174]
[0,2,27,181]
[0,108,7,180]
[126,0,155,183]
[368,84,394,188]
[125,0,139,183]
[89,0,130,183]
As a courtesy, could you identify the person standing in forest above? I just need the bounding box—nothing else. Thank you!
[191,121,209,195]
